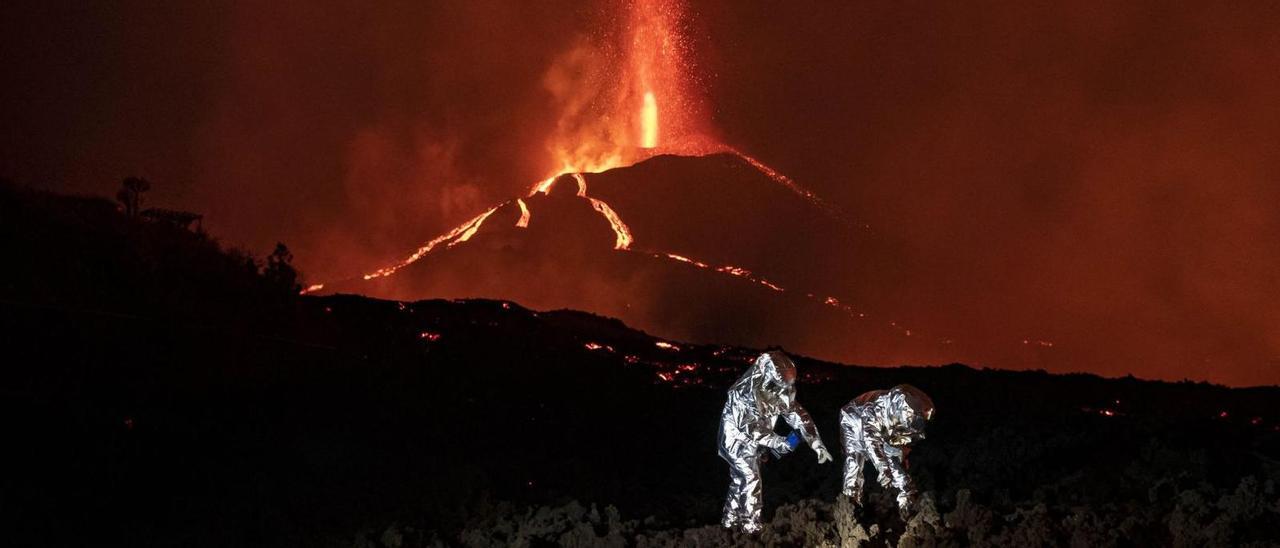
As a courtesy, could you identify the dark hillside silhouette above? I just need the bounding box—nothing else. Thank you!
[0,181,300,325]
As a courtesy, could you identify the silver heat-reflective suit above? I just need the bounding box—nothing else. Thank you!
[718,351,832,533]
[839,384,934,516]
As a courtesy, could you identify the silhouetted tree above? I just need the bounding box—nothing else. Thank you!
[263,242,301,295]
[116,176,150,217]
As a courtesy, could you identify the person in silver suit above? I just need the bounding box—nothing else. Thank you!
[839,384,934,518]
[718,350,833,533]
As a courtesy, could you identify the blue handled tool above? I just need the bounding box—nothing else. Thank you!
[786,431,802,449]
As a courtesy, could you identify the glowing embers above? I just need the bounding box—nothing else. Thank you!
[822,296,865,318]
[654,341,680,351]
[301,283,325,295]
[584,342,615,352]
[362,205,500,280]
[1081,399,1122,418]
[655,363,703,386]
[516,199,531,228]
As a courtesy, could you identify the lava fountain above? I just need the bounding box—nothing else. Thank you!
[536,0,718,189]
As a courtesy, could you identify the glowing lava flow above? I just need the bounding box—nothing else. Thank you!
[589,197,634,249]
[727,147,866,229]
[663,253,784,292]
[529,172,588,197]
[653,251,939,342]
[527,172,633,250]
[516,199,531,228]
[449,207,497,247]
[575,173,632,249]
[362,205,499,281]
[732,151,815,202]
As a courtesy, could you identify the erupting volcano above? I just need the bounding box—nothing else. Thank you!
[312,0,1049,370]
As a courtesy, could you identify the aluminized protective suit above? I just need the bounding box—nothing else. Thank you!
[718,351,832,533]
[839,384,934,516]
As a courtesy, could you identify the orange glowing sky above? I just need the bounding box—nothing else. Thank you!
[2,1,1278,385]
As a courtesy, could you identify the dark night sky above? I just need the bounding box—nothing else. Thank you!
[2,1,1278,385]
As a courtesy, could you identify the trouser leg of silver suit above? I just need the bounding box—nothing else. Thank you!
[742,456,763,533]
[721,459,744,528]
[840,410,866,502]
[842,452,867,502]
[722,452,762,531]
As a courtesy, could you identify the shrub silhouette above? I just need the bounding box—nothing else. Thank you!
[264,242,301,295]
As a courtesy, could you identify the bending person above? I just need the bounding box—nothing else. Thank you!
[839,384,934,518]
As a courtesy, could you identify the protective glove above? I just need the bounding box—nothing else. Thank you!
[815,444,833,464]
[897,492,914,520]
